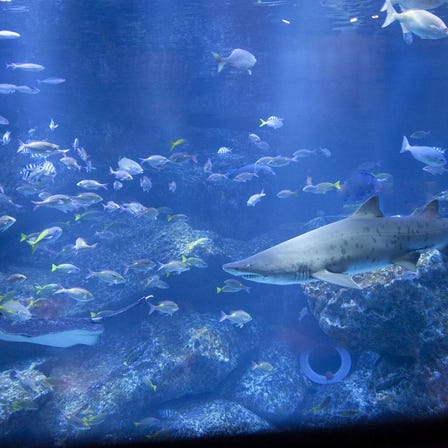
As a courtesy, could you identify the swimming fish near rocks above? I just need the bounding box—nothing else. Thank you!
[219,310,252,328]
[223,195,448,289]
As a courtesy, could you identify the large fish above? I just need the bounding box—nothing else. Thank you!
[223,196,448,289]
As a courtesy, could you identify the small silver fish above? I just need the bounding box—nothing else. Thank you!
[139,155,170,169]
[217,147,232,156]
[2,130,11,145]
[0,30,20,39]
[37,77,66,85]
[49,118,59,131]
[148,300,179,316]
[145,275,169,289]
[410,130,431,139]
[203,158,213,173]
[234,172,258,182]
[60,156,82,170]
[219,310,252,328]
[76,180,108,190]
[6,62,45,71]
[118,157,143,175]
[87,270,125,285]
[247,189,266,206]
[0,83,16,94]
[259,116,283,129]
[140,176,152,192]
[14,85,40,94]
[109,167,133,181]
[168,181,176,192]
[103,200,120,212]
[0,215,16,231]
[248,133,261,144]
[276,189,298,199]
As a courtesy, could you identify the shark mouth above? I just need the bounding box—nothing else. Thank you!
[240,273,261,280]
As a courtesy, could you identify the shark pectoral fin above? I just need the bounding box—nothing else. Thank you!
[312,270,361,289]
[393,252,420,272]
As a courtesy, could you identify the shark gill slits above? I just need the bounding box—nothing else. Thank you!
[295,266,310,281]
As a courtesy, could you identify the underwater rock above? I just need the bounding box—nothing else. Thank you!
[0,360,53,436]
[296,352,380,427]
[41,311,260,442]
[296,351,433,426]
[228,340,307,423]
[153,399,272,439]
[304,251,448,357]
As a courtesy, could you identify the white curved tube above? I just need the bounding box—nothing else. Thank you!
[300,345,352,385]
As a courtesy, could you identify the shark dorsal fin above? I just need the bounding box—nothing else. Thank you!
[421,199,441,219]
[352,196,383,218]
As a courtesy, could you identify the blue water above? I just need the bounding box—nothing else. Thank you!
[1,0,448,445]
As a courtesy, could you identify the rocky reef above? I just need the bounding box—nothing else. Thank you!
[2,220,448,445]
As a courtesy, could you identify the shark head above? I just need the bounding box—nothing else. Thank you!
[223,252,302,285]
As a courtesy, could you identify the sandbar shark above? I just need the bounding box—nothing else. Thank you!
[223,196,448,289]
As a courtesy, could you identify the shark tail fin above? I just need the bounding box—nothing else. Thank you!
[401,136,410,153]
[382,0,398,28]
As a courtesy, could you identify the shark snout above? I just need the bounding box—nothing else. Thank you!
[222,261,247,275]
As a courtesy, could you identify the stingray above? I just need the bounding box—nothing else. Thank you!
[0,295,151,348]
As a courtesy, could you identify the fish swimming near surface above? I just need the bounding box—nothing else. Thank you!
[382,0,448,11]
[223,196,448,289]
[382,0,448,40]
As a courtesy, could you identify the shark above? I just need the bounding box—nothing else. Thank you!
[223,196,448,289]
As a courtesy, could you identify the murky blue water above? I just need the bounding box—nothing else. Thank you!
[1,0,448,446]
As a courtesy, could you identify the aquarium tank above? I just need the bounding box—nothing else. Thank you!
[1,0,448,446]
